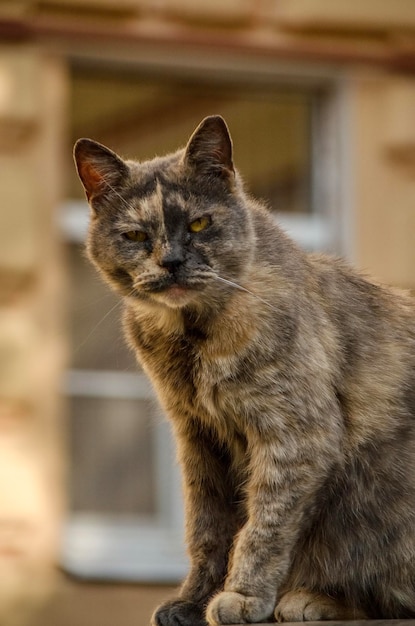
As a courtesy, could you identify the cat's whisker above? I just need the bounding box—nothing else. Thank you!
[73,290,115,312]
[213,275,279,313]
[73,290,132,354]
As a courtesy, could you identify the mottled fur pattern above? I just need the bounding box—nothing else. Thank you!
[74,116,415,625]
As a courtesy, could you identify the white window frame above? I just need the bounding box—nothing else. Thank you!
[60,51,353,582]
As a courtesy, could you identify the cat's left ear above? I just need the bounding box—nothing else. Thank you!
[74,138,128,203]
[184,115,235,181]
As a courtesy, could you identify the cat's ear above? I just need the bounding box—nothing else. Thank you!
[184,115,235,180]
[73,138,128,202]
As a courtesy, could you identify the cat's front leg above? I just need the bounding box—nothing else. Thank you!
[206,422,339,625]
[152,420,239,626]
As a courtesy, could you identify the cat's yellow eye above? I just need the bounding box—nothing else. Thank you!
[189,216,210,233]
[123,230,148,243]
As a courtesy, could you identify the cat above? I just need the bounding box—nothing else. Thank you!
[74,115,415,625]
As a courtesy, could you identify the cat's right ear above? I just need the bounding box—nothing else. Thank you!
[73,139,128,203]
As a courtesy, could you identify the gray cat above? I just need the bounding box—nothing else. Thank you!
[74,115,415,625]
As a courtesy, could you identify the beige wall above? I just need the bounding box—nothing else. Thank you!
[0,45,67,624]
[349,72,415,289]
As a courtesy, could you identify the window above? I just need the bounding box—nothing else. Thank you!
[61,62,342,581]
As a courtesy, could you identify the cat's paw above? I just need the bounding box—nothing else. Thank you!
[275,588,367,622]
[151,598,206,626]
[206,590,274,625]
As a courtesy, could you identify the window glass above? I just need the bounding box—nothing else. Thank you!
[70,397,156,515]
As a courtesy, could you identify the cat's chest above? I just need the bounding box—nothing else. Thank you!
[136,326,247,429]
[192,350,250,448]
[194,351,241,414]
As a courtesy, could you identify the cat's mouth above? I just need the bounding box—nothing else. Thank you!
[159,283,193,304]
[147,280,198,308]
[133,267,213,295]
[163,284,190,297]
[142,275,192,294]
[131,272,205,308]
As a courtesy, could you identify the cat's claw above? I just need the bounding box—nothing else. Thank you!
[206,590,275,625]
[151,598,207,626]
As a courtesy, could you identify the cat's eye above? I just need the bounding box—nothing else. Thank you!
[123,230,148,243]
[189,216,211,233]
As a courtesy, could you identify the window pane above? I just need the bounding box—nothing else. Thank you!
[70,396,157,516]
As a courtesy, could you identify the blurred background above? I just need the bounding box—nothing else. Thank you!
[0,1,415,624]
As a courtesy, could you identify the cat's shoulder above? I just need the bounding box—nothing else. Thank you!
[307,251,415,317]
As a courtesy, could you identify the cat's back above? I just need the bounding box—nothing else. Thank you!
[308,252,415,343]
[304,253,415,448]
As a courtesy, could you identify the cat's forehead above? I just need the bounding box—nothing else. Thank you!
[125,174,189,204]
[126,153,185,197]
[132,148,183,176]
[121,152,201,216]
[125,179,188,224]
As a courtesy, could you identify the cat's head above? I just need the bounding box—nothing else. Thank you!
[74,116,255,312]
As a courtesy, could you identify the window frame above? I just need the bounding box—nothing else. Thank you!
[60,51,352,582]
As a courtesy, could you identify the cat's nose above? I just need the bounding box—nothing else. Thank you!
[160,250,184,273]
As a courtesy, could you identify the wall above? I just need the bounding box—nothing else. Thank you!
[0,44,67,624]
[350,72,415,288]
